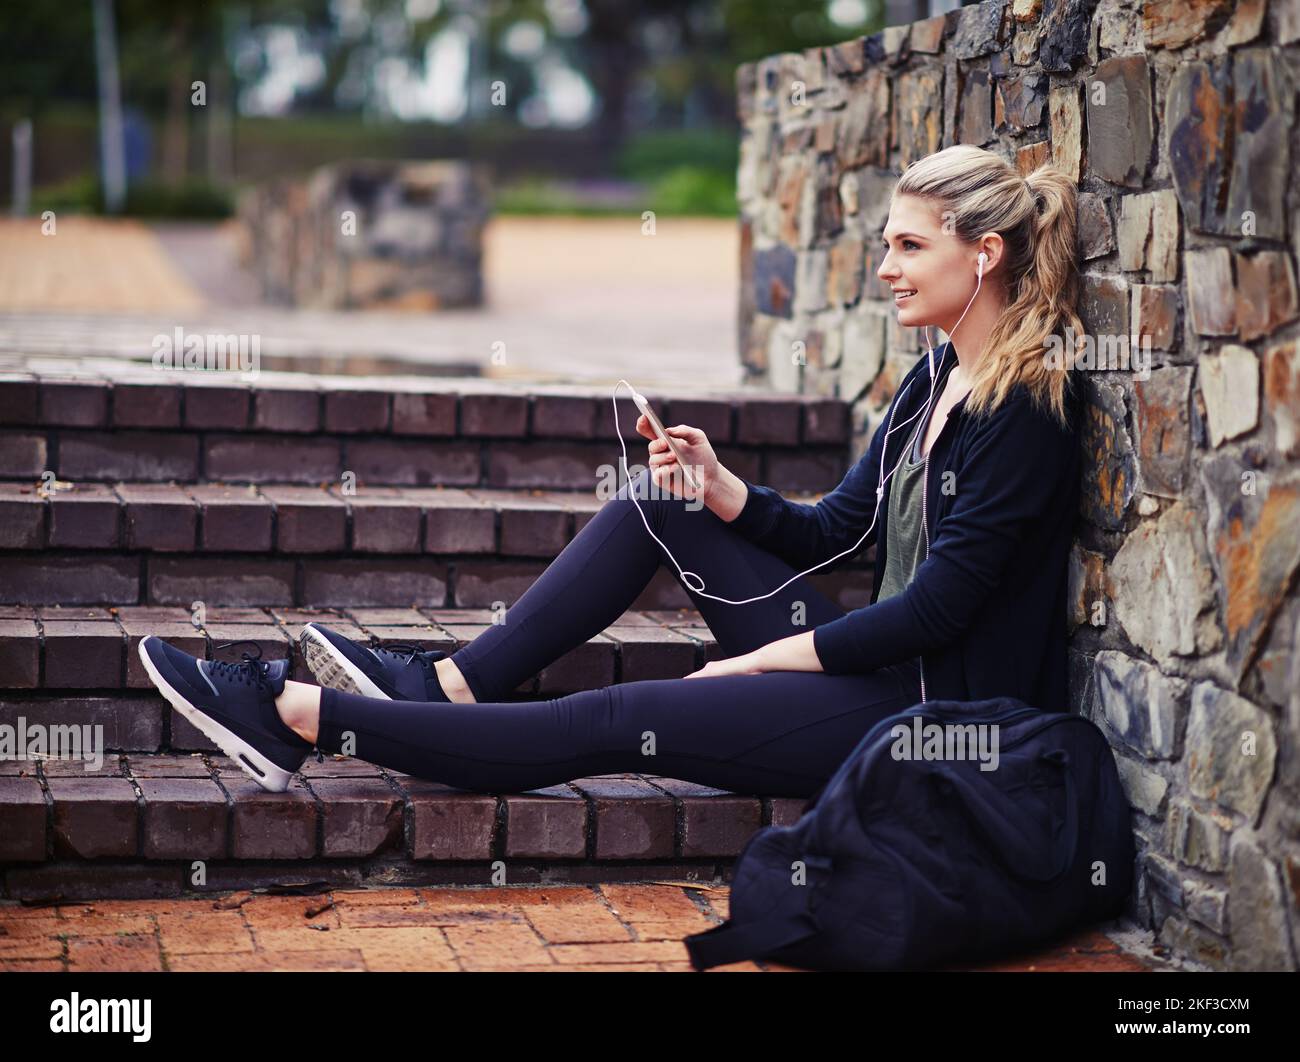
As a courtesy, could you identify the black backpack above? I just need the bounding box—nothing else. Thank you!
[684,697,1136,971]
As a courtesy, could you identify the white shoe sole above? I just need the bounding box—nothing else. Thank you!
[137,637,296,793]
[299,623,391,700]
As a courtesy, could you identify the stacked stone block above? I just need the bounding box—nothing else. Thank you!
[236,159,491,310]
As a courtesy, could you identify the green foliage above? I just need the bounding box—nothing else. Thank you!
[614,129,738,183]
[607,129,739,216]
[30,174,234,218]
[124,179,235,218]
[0,5,96,114]
[494,164,735,218]
[721,0,883,61]
[493,178,640,217]
[649,165,736,217]
[29,174,102,214]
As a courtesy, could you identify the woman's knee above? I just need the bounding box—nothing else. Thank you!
[609,463,706,513]
[605,467,686,543]
[609,464,659,504]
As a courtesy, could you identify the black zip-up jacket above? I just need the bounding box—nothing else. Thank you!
[728,341,1082,711]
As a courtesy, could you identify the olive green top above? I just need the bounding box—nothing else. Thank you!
[874,397,935,603]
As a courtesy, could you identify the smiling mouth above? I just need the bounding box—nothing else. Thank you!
[893,289,917,303]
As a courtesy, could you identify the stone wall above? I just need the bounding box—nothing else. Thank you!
[734,0,1300,970]
[236,159,490,310]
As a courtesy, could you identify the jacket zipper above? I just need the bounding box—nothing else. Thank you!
[918,351,947,704]
[916,344,969,705]
[920,445,931,704]
[856,356,938,701]
[871,373,917,581]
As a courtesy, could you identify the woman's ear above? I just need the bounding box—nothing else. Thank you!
[978,233,1006,275]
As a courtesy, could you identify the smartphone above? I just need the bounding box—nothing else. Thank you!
[632,389,702,492]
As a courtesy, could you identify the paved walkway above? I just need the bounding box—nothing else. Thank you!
[0,215,742,390]
[0,218,205,314]
[0,885,1159,972]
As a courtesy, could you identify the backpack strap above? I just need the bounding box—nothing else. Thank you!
[684,912,817,971]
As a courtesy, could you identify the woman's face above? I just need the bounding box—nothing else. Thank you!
[877,193,984,333]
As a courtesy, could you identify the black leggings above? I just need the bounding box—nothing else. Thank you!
[316,468,923,797]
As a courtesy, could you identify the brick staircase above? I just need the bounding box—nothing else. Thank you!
[0,358,875,899]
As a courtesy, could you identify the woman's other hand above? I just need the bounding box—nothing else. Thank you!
[683,652,766,679]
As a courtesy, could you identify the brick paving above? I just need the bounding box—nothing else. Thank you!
[0,884,1154,972]
[0,216,742,389]
[0,218,205,315]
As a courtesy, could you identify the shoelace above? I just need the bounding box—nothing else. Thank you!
[202,635,322,761]
[366,637,444,670]
[203,638,276,689]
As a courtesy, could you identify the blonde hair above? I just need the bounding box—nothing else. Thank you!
[892,144,1083,429]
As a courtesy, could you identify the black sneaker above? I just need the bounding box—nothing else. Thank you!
[299,623,451,703]
[137,635,313,793]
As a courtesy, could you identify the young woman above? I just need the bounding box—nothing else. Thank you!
[138,144,1086,797]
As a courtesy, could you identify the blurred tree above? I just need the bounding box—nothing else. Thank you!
[110,0,293,182]
[574,0,883,154]
[0,0,885,170]
[0,4,99,114]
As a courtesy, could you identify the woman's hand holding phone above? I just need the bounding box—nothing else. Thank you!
[635,414,719,502]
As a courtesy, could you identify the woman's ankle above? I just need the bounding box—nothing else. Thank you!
[435,657,477,704]
[275,680,321,744]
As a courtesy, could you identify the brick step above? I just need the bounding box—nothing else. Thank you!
[1,605,818,896]
[0,604,748,694]
[0,478,859,556]
[0,547,873,610]
[0,596,813,896]
[0,477,874,608]
[0,361,851,491]
[1,752,811,900]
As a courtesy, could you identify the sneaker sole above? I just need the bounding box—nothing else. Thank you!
[299,624,391,700]
[137,637,296,793]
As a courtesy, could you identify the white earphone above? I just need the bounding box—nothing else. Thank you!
[613,248,990,605]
